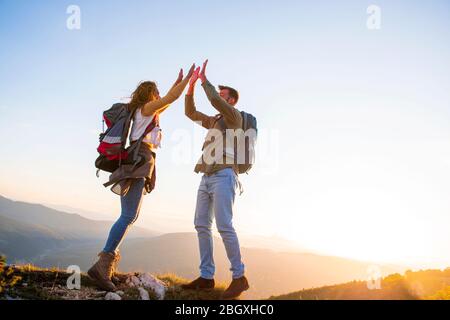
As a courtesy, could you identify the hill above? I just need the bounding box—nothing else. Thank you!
[270,269,450,300]
[0,195,158,261]
[0,195,158,239]
[0,260,226,300]
[0,215,69,260]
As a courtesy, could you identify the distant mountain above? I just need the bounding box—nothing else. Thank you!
[0,215,68,261]
[43,203,112,221]
[0,195,158,239]
[238,234,307,253]
[33,232,404,299]
[0,195,405,299]
[270,268,450,300]
[0,195,159,261]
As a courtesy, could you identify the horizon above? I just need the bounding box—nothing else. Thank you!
[1,0,450,271]
[0,192,444,272]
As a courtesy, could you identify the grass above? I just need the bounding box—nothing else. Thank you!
[1,263,228,300]
[2,264,99,300]
[159,273,228,300]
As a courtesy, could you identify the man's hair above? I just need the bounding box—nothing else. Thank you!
[218,85,239,104]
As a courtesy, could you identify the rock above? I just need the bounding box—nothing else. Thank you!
[105,292,122,300]
[116,290,124,296]
[126,275,140,287]
[138,273,167,300]
[54,289,67,295]
[124,272,168,300]
[138,287,150,300]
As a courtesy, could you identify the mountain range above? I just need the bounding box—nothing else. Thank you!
[0,195,404,299]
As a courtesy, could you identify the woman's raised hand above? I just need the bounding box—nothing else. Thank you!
[173,64,194,87]
[185,63,196,79]
[172,68,183,87]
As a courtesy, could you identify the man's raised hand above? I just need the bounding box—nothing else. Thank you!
[199,59,208,83]
[187,66,201,95]
[190,67,201,87]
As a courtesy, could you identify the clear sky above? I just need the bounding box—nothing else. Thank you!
[1,0,450,268]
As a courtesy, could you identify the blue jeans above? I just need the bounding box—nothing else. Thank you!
[103,178,145,254]
[194,168,245,279]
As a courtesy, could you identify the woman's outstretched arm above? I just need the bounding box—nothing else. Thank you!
[157,69,183,115]
[141,64,195,116]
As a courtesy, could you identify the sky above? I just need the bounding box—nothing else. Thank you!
[1,0,450,269]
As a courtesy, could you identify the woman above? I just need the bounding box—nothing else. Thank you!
[88,64,195,291]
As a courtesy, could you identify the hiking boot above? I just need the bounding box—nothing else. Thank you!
[222,276,250,300]
[181,277,215,290]
[111,251,121,285]
[87,251,117,292]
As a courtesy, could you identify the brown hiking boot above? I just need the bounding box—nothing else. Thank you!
[87,251,117,291]
[111,251,121,285]
[181,277,215,290]
[222,276,250,300]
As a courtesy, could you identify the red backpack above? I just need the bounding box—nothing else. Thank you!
[95,103,159,176]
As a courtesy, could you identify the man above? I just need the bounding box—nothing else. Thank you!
[182,60,249,299]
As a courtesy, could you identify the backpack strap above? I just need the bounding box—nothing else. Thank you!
[117,106,137,167]
[213,114,223,126]
[122,105,137,148]
[241,111,248,130]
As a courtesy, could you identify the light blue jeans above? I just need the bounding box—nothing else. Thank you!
[194,168,245,279]
[103,178,145,254]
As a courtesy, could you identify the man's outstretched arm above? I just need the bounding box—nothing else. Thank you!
[185,66,215,129]
[199,60,242,128]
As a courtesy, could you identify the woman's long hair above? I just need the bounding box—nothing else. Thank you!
[128,81,158,112]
